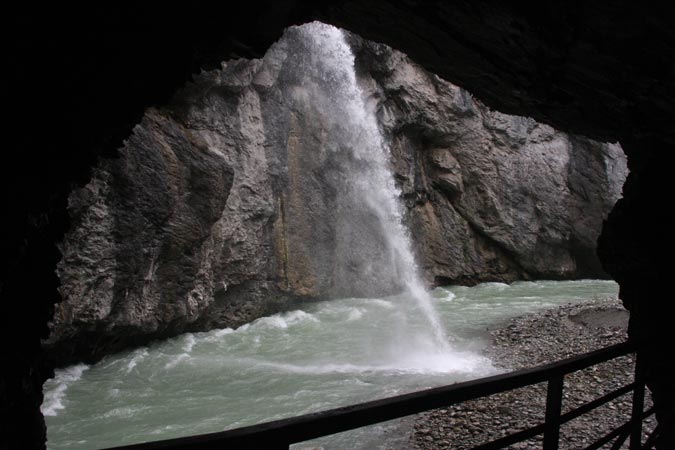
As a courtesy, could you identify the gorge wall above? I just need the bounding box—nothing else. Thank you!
[44,26,627,365]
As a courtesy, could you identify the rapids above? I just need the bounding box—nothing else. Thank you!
[43,280,618,449]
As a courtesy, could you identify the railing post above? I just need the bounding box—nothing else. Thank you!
[543,374,564,450]
[630,351,645,450]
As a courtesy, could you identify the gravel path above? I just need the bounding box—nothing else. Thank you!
[411,298,655,449]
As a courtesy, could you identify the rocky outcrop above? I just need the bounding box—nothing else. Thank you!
[350,38,627,285]
[44,26,626,365]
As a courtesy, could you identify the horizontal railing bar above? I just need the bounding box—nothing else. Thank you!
[584,407,654,450]
[471,422,545,450]
[609,428,630,450]
[474,400,654,450]
[468,372,637,449]
[102,341,634,450]
[584,419,633,450]
[560,382,636,425]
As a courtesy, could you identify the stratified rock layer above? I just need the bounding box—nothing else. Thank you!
[44,28,626,365]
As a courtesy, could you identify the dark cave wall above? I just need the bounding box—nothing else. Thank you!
[1,4,311,448]
[320,1,675,145]
[3,2,674,448]
[597,138,675,441]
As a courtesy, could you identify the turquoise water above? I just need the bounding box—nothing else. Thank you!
[43,279,618,449]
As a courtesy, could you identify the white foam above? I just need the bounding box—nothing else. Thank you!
[149,424,180,435]
[164,353,190,370]
[101,406,143,419]
[41,364,89,417]
[440,291,456,302]
[232,346,495,377]
[203,327,235,343]
[125,348,149,374]
[483,282,510,290]
[254,315,288,329]
[252,310,319,329]
[215,328,234,337]
[247,359,390,375]
[346,307,364,321]
[368,299,394,308]
[182,334,196,353]
[389,350,496,376]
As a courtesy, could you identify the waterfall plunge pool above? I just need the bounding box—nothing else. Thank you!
[43,279,618,450]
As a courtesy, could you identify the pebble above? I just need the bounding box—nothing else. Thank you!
[410,298,655,449]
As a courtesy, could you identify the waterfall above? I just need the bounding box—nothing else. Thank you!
[292,22,450,354]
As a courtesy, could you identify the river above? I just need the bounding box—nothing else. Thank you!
[43,279,618,449]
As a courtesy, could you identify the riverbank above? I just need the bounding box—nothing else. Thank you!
[411,297,655,449]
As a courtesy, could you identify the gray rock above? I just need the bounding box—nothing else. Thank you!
[351,36,627,285]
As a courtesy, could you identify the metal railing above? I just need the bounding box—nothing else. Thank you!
[102,341,659,450]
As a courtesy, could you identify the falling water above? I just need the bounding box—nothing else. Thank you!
[294,22,450,352]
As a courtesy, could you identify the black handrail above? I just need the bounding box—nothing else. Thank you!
[100,340,649,450]
[472,383,642,450]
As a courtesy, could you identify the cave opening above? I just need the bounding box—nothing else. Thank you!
[4,3,675,450]
[37,22,636,450]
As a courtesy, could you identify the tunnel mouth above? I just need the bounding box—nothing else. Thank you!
[36,20,642,450]
[6,4,675,450]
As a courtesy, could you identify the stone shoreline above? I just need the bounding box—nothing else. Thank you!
[411,298,655,449]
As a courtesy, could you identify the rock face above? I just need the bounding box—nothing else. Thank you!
[350,38,627,285]
[44,26,626,365]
